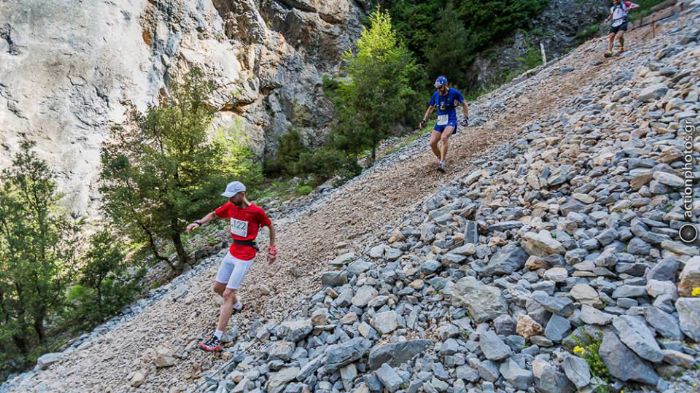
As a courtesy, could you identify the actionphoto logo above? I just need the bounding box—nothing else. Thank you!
[679,119,698,244]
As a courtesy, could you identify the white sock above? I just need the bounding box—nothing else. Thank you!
[214,329,224,339]
[233,300,243,310]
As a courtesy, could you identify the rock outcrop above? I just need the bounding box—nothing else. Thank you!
[0,0,363,212]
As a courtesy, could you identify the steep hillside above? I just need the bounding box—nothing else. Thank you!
[2,1,699,392]
[0,0,364,213]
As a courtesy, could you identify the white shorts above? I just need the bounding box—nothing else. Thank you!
[215,252,254,289]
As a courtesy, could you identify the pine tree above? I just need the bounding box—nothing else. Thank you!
[99,68,260,272]
[425,2,471,85]
[334,9,422,163]
[0,140,78,356]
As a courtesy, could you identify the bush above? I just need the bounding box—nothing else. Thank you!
[65,230,143,329]
[572,333,611,383]
[264,129,310,177]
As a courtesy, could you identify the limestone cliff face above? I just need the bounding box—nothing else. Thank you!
[0,0,365,212]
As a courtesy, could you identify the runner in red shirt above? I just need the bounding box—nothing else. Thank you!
[186,181,277,352]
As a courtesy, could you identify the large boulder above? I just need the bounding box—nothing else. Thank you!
[446,276,508,322]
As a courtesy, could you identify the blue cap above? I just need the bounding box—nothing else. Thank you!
[434,76,448,88]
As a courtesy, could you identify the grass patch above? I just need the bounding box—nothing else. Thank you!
[572,333,613,388]
[576,23,600,44]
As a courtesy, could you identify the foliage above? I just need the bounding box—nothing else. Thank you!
[100,68,259,272]
[0,140,79,357]
[572,333,611,383]
[383,0,549,87]
[65,230,143,329]
[0,140,82,379]
[424,2,471,86]
[575,23,601,43]
[516,42,543,70]
[333,9,422,163]
[263,129,310,177]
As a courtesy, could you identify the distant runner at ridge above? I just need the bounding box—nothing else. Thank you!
[186,181,277,352]
[419,76,470,173]
[604,0,629,57]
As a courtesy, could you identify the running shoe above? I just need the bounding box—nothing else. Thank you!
[438,160,446,173]
[199,335,223,352]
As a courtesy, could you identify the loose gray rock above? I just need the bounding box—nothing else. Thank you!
[277,320,313,342]
[375,363,402,393]
[352,286,378,308]
[563,355,591,388]
[521,231,566,256]
[532,291,575,316]
[368,340,432,370]
[599,331,659,385]
[580,305,613,325]
[479,330,512,361]
[545,314,571,342]
[675,298,700,342]
[537,361,575,393]
[644,306,683,340]
[638,83,668,102]
[612,315,664,362]
[37,353,63,370]
[325,337,372,371]
[321,271,348,287]
[267,341,295,361]
[482,244,529,275]
[500,358,533,390]
[370,311,399,335]
[447,276,508,322]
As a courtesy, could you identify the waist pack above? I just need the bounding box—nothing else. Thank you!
[233,239,259,251]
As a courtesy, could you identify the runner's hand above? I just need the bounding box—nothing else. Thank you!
[419,119,426,129]
[267,245,277,264]
[185,222,200,233]
[460,117,469,127]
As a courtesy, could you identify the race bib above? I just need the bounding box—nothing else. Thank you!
[437,115,449,126]
[230,218,248,237]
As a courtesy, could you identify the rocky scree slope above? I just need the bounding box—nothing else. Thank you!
[0,0,364,213]
[190,6,700,393]
[190,7,700,392]
[3,2,700,392]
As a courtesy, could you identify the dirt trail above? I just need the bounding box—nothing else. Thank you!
[6,20,670,393]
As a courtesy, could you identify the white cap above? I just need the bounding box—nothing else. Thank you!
[222,181,246,198]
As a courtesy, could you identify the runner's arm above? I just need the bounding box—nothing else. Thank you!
[266,222,277,263]
[420,106,434,128]
[185,211,217,232]
[267,222,276,247]
[461,101,469,118]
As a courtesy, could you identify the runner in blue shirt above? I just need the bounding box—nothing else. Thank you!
[419,76,470,172]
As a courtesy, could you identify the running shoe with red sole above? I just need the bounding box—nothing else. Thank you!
[199,335,223,352]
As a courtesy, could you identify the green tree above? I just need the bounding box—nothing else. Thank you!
[0,140,78,357]
[425,2,471,84]
[334,9,422,163]
[66,230,143,327]
[100,68,259,273]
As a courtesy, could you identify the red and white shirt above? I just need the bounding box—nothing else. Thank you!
[214,202,271,261]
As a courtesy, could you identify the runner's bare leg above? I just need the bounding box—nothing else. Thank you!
[440,126,455,162]
[216,288,237,332]
[429,131,441,159]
